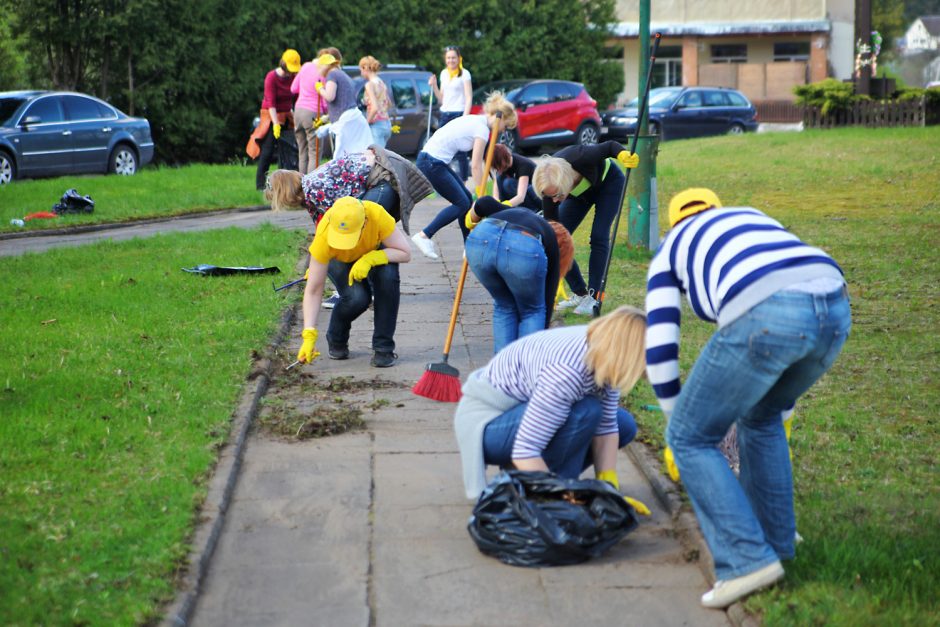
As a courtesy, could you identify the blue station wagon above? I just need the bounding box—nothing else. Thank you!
[0,90,155,184]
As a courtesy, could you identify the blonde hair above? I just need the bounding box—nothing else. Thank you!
[263,169,304,212]
[482,91,517,130]
[532,156,576,198]
[585,305,647,392]
[359,55,381,73]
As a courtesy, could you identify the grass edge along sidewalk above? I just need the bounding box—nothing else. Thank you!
[0,225,303,625]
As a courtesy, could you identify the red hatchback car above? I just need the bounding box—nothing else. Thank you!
[470,79,602,153]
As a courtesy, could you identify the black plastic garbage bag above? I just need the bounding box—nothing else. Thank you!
[52,189,95,214]
[467,470,639,567]
[277,133,299,171]
[182,264,280,276]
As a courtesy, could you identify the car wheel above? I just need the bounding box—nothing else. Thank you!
[0,151,15,185]
[499,129,518,152]
[727,123,745,135]
[109,144,138,176]
[576,123,599,146]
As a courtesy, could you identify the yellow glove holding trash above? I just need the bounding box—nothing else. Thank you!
[273,123,282,139]
[348,250,388,285]
[617,150,639,169]
[313,114,329,129]
[596,469,651,516]
[297,327,320,363]
[501,199,512,206]
[464,207,480,231]
[664,446,680,482]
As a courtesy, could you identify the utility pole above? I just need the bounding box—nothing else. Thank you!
[627,0,652,249]
[856,0,872,96]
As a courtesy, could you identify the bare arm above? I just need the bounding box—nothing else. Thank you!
[590,433,619,476]
[380,227,412,264]
[301,258,328,329]
[364,82,378,123]
[319,78,338,103]
[469,136,486,192]
[462,77,473,116]
[428,74,443,102]
[513,457,550,472]
[507,175,530,206]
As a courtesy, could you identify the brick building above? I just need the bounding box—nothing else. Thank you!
[608,0,855,106]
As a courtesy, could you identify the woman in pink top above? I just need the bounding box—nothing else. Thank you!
[292,55,330,173]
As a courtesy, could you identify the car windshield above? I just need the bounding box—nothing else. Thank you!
[0,97,27,125]
[472,80,528,105]
[626,87,682,109]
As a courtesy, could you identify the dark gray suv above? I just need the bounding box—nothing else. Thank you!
[345,66,441,155]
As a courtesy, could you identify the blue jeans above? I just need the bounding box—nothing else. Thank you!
[497,175,541,212]
[370,119,392,148]
[326,256,401,353]
[439,111,469,180]
[416,151,473,240]
[557,165,624,295]
[465,219,548,353]
[666,287,851,579]
[359,180,400,221]
[483,396,637,478]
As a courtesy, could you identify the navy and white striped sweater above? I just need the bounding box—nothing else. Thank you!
[644,207,843,416]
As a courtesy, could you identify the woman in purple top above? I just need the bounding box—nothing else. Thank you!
[314,48,372,158]
[453,305,648,510]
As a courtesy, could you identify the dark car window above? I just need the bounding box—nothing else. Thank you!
[678,91,703,108]
[727,91,750,107]
[549,82,579,102]
[519,83,549,106]
[416,80,431,107]
[390,79,416,109]
[64,95,111,121]
[0,97,27,124]
[24,97,65,124]
[703,91,729,107]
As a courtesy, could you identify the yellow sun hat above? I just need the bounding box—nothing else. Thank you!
[668,188,722,227]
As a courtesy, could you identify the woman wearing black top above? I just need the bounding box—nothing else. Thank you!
[532,142,638,315]
[490,144,541,211]
[464,196,574,353]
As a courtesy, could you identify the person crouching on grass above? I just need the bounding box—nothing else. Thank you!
[645,188,850,608]
[463,196,574,354]
[453,305,651,516]
[296,196,411,368]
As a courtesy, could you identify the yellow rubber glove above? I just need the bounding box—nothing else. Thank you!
[664,446,680,482]
[315,81,324,93]
[313,115,329,129]
[348,250,388,285]
[617,150,639,169]
[597,469,651,516]
[304,268,309,280]
[272,123,281,140]
[297,327,320,363]
[555,282,569,307]
[391,124,401,134]
[783,413,794,461]
[501,199,512,206]
[464,207,480,231]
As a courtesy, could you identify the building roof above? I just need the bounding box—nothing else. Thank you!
[611,19,830,38]
[920,16,940,36]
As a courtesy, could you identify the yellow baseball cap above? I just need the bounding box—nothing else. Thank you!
[281,49,301,73]
[668,188,722,227]
[327,197,366,249]
[315,52,338,66]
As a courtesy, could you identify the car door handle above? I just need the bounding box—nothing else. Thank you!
[62,130,72,136]
[102,127,112,133]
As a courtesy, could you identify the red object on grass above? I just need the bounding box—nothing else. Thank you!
[412,369,462,402]
[24,211,60,220]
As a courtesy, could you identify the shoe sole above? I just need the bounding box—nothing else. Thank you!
[701,562,784,609]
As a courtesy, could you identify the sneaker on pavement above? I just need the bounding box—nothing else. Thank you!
[411,233,439,259]
[327,342,349,360]
[557,292,588,310]
[321,291,340,309]
[573,293,599,316]
[701,561,784,609]
[370,351,398,368]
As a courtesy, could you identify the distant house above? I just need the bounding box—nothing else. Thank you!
[608,0,856,105]
[904,16,940,51]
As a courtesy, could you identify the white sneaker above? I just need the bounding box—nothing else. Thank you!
[321,291,340,310]
[573,292,599,316]
[411,232,439,259]
[701,561,784,609]
[557,292,587,310]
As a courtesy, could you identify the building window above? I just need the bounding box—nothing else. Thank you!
[651,46,682,88]
[773,42,810,62]
[711,44,747,63]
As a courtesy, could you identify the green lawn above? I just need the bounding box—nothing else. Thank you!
[0,226,304,624]
[578,125,939,625]
[0,164,264,234]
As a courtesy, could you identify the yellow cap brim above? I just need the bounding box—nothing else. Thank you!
[327,229,361,250]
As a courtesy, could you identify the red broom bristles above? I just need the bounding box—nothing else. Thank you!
[412,369,462,402]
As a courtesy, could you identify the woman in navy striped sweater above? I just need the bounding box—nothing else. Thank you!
[645,188,851,609]
[454,306,649,515]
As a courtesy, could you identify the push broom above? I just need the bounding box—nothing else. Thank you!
[412,113,502,402]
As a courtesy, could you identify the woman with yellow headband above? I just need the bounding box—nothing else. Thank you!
[429,45,473,181]
[314,47,372,158]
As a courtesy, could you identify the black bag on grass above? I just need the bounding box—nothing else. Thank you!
[277,132,299,171]
[467,470,639,567]
[52,188,95,214]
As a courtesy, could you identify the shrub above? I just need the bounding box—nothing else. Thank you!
[793,79,860,115]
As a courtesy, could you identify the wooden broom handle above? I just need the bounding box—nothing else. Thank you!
[442,113,503,356]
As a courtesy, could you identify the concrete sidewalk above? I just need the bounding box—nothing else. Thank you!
[180,198,730,627]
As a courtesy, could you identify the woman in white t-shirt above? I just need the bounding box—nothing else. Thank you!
[410,92,517,259]
[429,45,473,181]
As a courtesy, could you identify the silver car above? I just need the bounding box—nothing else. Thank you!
[0,90,155,185]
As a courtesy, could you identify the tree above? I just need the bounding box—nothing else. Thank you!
[0,10,28,90]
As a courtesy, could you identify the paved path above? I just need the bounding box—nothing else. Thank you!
[180,199,729,627]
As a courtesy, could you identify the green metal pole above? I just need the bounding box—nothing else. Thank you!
[628,0,652,248]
